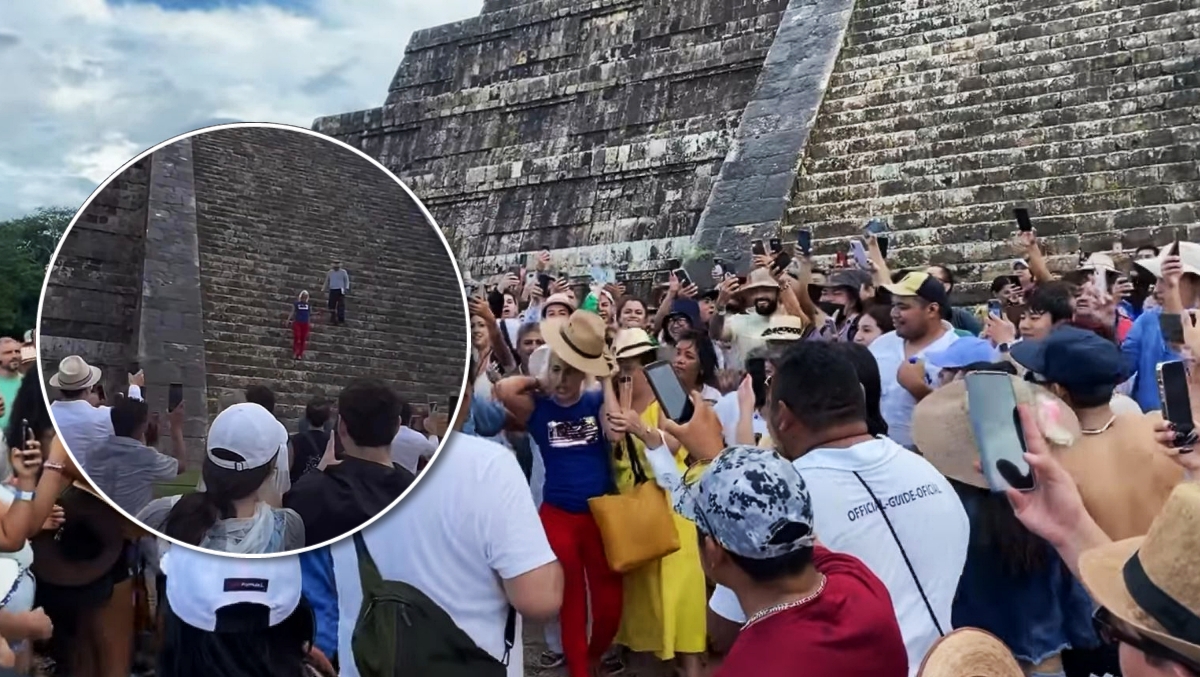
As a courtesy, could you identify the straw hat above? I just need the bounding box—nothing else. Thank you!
[917,628,1023,677]
[542,293,577,316]
[611,328,657,361]
[1078,252,1119,274]
[1078,482,1200,666]
[19,346,35,364]
[759,314,807,342]
[541,310,616,377]
[911,375,1080,490]
[48,355,102,391]
[31,481,134,587]
[740,268,780,292]
[1136,241,1200,279]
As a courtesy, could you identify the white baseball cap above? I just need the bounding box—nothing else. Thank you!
[207,403,288,472]
[162,546,302,632]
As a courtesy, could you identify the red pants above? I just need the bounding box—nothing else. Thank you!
[292,321,310,358]
[540,504,623,677]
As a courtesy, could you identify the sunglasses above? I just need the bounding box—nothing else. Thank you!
[1093,607,1200,673]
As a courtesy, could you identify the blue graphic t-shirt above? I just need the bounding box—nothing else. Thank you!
[527,389,613,513]
[294,301,311,323]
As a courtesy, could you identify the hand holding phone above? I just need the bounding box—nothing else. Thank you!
[965,372,1036,492]
[797,229,813,257]
[1014,208,1033,233]
[644,360,694,424]
[168,383,184,413]
[751,239,767,257]
[987,299,1003,318]
[673,268,693,289]
[850,240,870,269]
[769,237,782,254]
[1158,361,1195,452]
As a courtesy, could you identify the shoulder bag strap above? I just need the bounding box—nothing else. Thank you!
[502,606,515,666]
[352,532,385,597]
[623,432,650,485]
[852,471,945,636]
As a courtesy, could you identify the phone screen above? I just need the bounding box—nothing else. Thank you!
[1093,269,1108,295]
[537,273,553,296]
[877,235,889,260]
[1014,208,1033,232]
[168,383,184,412]
[772,250,793,274]
[987,299,1003,318]
[797,230,812,257]
[1160,312,1186,345]
[1158,361,1194,443]
[746,359,768,409]
[427,395,439,414]
[644,360,694,423]
[673,268,692,289]
[769,238,782,254]
[965,372,1034,493]
[850,240,869,269]
[1169,239,1181,257]
[751,239,766,257]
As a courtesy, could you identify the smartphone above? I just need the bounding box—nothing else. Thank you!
[168,383,184,413]
[644,360,694,423]
[1160,312,1186,345]
[1157,361,1195,451]
[769,237,782,254]
[772,249,793,274]
[427,394,439,415]
[797,229,813,257]
[711,259,725,279]
[618,375,633,410]
[751,239,766,257]
[965,372,1035,492]
[987,299,1003,318]
[850,240,869,269]
[1014,208,1033,232]
[673,268,692,289]
[1093,268,1108,295]
[537,273,553,296]
[19,419,30,449]
[746,359,768,408]
[447,395,457,420]
[1168,238,1181,257]
[877,234,890,259]
[864,218,888,237]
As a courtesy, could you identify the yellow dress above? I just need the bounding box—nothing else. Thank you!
[611,401,708,659]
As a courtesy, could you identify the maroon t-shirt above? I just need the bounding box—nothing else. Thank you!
[715,547,908,677]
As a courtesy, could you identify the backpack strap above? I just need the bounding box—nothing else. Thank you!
[352,532,385,597]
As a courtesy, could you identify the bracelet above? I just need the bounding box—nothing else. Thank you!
[11,490,34,502]
[43,462,66,473]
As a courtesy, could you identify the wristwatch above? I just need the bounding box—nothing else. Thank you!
[997,342,1012,354]
[11,490,34,502]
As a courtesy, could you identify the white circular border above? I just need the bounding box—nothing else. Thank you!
[35,121,473,560]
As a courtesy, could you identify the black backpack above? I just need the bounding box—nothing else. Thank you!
[351,533,515,677]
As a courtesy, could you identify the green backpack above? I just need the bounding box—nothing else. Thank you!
[351,533,516,677]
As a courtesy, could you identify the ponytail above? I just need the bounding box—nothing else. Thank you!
[162,452,276,546]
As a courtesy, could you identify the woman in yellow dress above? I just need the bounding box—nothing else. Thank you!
[601,329,708,677]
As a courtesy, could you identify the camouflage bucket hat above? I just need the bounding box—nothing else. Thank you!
[676,445,815,560]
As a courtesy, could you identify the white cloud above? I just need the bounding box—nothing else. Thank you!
[0,0,483,219]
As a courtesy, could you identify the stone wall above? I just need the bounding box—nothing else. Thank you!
[786,0,1200,301]
[40,159,149,400]
[314,0,792,282]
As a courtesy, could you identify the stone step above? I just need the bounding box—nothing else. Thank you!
[204,359,460,395]
[198,273,462,314]
[202,294,466,339]
[202,320,464,355]
[197,235,442,267]
[196,253,460,298]
[202,336,465,376]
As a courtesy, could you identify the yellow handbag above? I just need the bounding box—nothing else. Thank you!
[588,434,681,573]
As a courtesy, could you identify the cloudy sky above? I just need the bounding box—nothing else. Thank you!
[0,0,481,219]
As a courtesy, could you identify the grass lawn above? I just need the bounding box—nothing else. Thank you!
[154,467,202,498]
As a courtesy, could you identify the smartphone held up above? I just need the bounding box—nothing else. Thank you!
[644,360,694,424]
[965,372,1036,493]
[1157,360,1195,452]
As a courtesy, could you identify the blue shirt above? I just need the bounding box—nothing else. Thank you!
[526,390,613,513]
[1121,307,1181,411]
[300,547,338,660]
[294,301,311,323]
[464,396,508,438]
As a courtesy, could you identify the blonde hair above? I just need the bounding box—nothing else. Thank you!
[299,290,309,299]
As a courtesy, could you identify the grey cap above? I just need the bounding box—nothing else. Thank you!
[676,445,816,560]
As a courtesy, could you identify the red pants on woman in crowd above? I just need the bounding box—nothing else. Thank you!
[292,321,310,359]
[540,504,623,677]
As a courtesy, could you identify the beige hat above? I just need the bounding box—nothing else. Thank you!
[759,314,807,342]
[1078,482,1200,666]
[48,355,102,391]
[542,293,577,317]
[911,375,1080,490]
[541,310,616,377]
[740,267,780,293]
[916,628,1023,677]
[20,346,35,364]
[1078,252,1119,274]
[611,328,657,361]
[1136,241,1200,279]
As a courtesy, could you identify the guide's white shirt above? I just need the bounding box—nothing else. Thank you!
[331,434,556,677]
[870,326,959,447]
[708,437,970,677]
[49,385,142,467]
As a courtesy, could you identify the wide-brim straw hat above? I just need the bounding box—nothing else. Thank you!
[759,314,807,342]
[541,310,616,377]
[48,355,102,391]
[740,267,780,293]
[912,375,1080,490]
[1136,241,1200,279]
[1078,482,1200,666]
[917,628,1023,677]
[611,328,657,361]
[31,481,141,587]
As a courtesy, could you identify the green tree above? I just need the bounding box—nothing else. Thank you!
[0,207,72,338]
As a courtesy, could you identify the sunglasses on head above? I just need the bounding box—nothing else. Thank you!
[1093,607,1200,673]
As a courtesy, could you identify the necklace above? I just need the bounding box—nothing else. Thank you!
[742,574,828,630]
[1081,415,1117,435]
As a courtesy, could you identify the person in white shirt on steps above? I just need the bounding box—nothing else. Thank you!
[323,262,350,326]
[48,355,144,468]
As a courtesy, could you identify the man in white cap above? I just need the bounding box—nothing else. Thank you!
[48,356,143,467]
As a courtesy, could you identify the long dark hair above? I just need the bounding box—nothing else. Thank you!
[163,449,276,546]
[4,370,54,450]
[674,329,719,391]
[950,480,1048,575]
[826,342,888,437]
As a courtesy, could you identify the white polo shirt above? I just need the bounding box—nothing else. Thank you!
[708,436,970,677]
[331,433,556,677]
[712,391,769,447]
[870,326,958,447]
[50,385,142,467]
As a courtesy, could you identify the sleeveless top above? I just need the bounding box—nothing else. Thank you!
[294,301,311,323]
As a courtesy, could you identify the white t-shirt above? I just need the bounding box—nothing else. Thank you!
[723,312,772,368]
[709,437,969,677]
[699,384,722,405]
[331,434,556,677]
[390,426,437,474]
[870,327,959,447]
[712,391,769,447]
[50,385,143,467]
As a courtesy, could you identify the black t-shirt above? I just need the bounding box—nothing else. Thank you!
[289,431,328,485]
[283,457,415,546]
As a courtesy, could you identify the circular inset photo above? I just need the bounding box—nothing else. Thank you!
[36,123,469,558]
